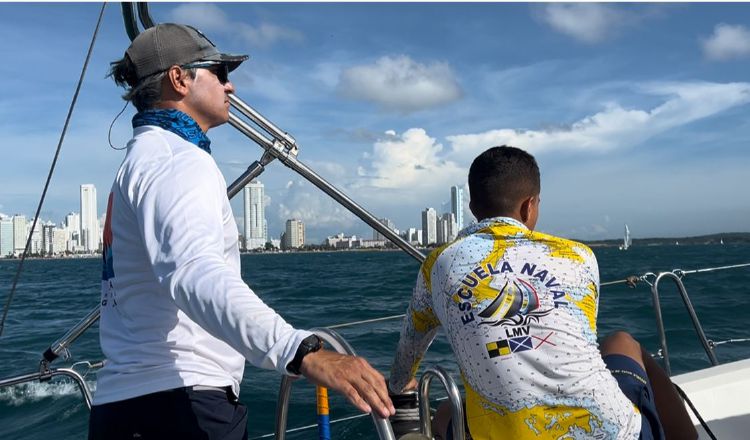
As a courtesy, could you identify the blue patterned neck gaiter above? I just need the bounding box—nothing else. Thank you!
[132,109,212,154]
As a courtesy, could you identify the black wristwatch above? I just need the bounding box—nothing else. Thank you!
[286,334,323,375]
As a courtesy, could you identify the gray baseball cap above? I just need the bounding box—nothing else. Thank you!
[126,23,248,81]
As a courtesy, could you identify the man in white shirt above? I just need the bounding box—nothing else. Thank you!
[89,23,394,439]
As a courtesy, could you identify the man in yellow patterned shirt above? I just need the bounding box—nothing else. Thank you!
[389,146,695,440]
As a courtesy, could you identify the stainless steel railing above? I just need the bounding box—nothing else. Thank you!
[641,270,720,375]
[274,328,396,440]
[417,366,464,440]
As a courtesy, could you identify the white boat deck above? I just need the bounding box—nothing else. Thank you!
[672,358,750,439]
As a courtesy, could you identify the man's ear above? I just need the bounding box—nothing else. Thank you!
[164,66,191,98]
[519,196,533,223]
[469,199,480,221]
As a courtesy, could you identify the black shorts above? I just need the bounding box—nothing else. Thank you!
[604,354,665,440]
[88,386,248,440]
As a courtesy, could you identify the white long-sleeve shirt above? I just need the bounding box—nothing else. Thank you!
[390,217,640,439]
[95,124,310,405]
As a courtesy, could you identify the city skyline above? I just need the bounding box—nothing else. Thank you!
[3,4,750,243]
[0,184,106,257]
[1,182,470,251]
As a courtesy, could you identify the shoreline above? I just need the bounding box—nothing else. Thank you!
[3,232,748,261]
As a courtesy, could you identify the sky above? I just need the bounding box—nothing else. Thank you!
[1,2,749,243]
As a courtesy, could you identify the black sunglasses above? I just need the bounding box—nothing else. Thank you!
[181,62,230,85]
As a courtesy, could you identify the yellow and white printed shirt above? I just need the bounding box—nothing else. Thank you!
[390,217,640,440]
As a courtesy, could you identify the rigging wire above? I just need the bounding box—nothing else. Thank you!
[0,3,108,337]
[711,338,750,346]
[320,262,750,330]
[328,314,406,329]
[680,262,750,275]
[248,412,369,439]
[247,396,449,439]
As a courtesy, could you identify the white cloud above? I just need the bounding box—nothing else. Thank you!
[447,82,750,158]
[170,3,229,32]
[238,22,303,48]
[276,180,357,230]
[304,160,349,182]
[337,55,462,112]
[539,3,627,44]
[702,23,750,61]
[169,4,302,48]
[310,62,345,90]
[356,128,464,191]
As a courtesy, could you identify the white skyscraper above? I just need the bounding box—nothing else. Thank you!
[42,222,55,256]
[401,228,421,245]
[451,186,464,232]
[0,217,13,257]
[65,212,81,252]
[421,208,437,246]
[284,219,305,249]
[80,184,99,253]
[243,181,266,250]
[437,212,456,244]
[373,217,396,240]
[12,215,26,256]
[27,218,42,255]
[53,226,67,256]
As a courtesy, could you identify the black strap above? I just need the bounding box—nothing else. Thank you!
[674,382,718,440]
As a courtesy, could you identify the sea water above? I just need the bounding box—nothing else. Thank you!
[1,244,748,439]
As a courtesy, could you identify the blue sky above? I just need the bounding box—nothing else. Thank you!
[1,3,749,242]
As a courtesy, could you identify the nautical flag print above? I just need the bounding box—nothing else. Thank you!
[509,336,533,353]
[486,339,510,358]
[487,335,536,358]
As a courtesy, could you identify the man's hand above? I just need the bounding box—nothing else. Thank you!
[300,349,395,418]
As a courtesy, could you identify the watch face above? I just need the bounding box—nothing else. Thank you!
[304,335,322,351]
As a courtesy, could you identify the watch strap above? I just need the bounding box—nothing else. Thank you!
[287,334,322,375]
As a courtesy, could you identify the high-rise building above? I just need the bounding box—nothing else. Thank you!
[373,217,396,240]
[421,208,437,246]
[65,212,81,252]
[451,186,464,232]
[12,215,26,256]
[53,226,67,255]
[0,217,13,257]
[402,227,421,245]
[27,218,42,255]
[437,212,457,244]
[80,184,99,252]
[284,219,305,249]
[243,181,267,250]
[437,217,448,245]
[42,222,55,255]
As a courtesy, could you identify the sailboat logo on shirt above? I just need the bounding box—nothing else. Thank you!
[479,278,538,318]
[477,275,555,327]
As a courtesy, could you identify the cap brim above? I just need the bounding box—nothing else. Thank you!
[203,53,249,72]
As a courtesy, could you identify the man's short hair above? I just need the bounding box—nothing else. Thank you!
[468,145,540,218]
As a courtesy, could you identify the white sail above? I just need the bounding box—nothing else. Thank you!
[620,224,631,250]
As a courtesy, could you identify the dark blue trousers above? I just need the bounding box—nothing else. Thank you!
[88,387,248,440]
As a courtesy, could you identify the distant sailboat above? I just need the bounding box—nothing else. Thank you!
[720,238,724,245]
[619,224,632,250]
